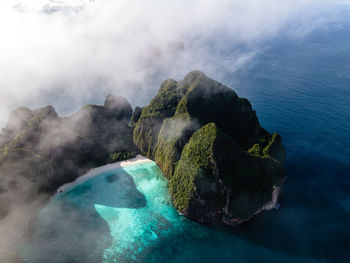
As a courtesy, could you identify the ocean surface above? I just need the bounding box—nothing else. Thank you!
[19,4,350,263]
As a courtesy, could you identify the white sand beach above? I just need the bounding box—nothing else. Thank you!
[54,154,152,196]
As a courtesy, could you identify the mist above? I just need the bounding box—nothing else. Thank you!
[1,1,347,262]
[0,0,325,128]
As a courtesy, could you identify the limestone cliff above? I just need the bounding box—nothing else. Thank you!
[133,71,286,226]
[0,95,137,219]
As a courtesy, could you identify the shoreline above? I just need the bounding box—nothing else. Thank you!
[54,154,152,196]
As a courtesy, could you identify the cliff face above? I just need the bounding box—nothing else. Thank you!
[0,71,285,230]
[133,79,181,157]
[133,71,286,226]
[0,95,137,219]
[0,95,139,262]
[0,75,285,261]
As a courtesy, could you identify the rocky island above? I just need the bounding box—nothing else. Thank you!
[0,95,137,214]
[0,70,285,261]
[133,70,286,225]
[0,95,138,262]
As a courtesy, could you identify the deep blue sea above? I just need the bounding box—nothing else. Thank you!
[19,4,350,263]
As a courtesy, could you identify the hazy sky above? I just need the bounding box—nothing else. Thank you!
[0,0,331,128]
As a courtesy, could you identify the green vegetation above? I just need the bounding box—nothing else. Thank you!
[154,116,192,179]
[248,143,262,156]
[263,132,286,162]
[0,146,45,160]
[0,94,138,199]
[170,123,222,212]
[169,123,285,219]
[141,79,180,118]
[129,106,142,127]
[133,79,182,157]
[110,150,131,162]
[0,71,286,228]
[132,71,286,225]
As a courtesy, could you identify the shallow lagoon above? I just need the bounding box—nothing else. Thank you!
[19,4,350,262]
[20,161,339,263]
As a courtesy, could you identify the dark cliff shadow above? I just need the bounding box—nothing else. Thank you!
[19,168,146,263]
[121,150,350,263]
[18,153,350,263]
[222,151,350,263]
[129,150,350,263]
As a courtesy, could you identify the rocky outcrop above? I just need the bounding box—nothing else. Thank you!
[0,95,139,262]
[104,94,133,119]
[0,95,138,216]
[133,79,182,157]
[0,106,57,147]
[129,106,142,128]
[0,71,286,232]
[133,71,286,226]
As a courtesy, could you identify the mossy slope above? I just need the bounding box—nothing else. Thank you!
[133,70,286,226]
[133,79,181,158]
[0,95,138,220]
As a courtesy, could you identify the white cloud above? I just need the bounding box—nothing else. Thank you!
[0,0,320,127]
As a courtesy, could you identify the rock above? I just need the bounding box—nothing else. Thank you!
[104,94,133,120]
[129,106,142,128]
[33,105,59,119]
[0,107,33,147]
[170,123,285,224]
[133,71,286,226]
[0,71,286,232]
[0,105,60,149]
[0,94,138,195]
[133,78,181,157]
[0,95,139,259]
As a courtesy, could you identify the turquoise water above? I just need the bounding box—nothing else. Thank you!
[19,162,204,263]
[20,4,350,263]
[20,162,339,263]
[96,163,185,262]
